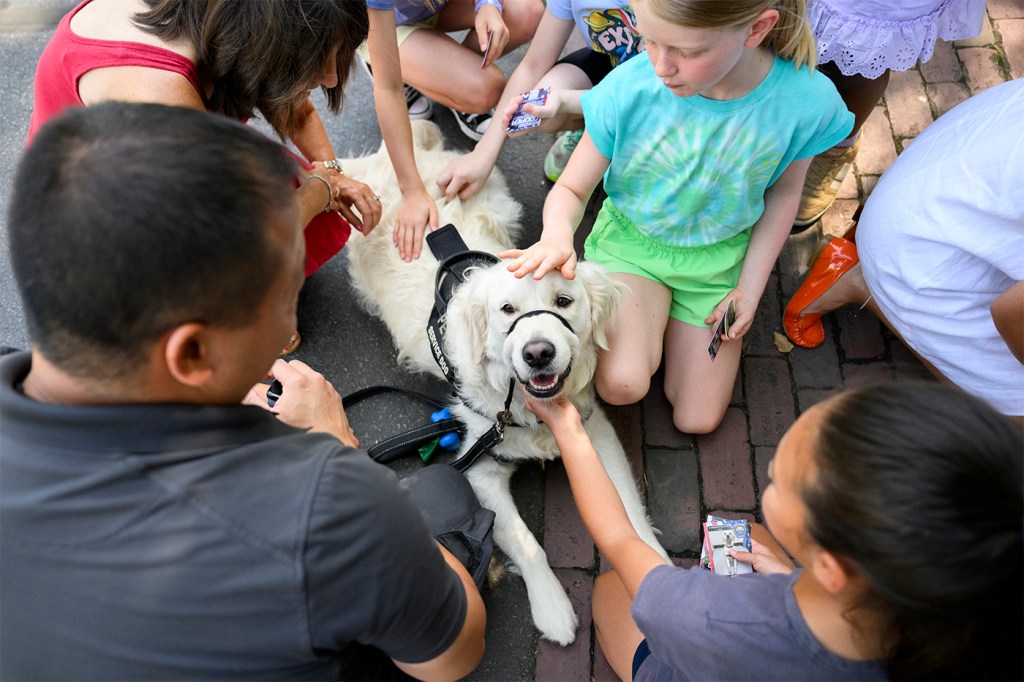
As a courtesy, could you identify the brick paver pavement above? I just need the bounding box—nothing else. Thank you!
[495,10,1019,681]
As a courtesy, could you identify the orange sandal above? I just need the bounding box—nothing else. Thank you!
[783,237,859,349]
[281,330,302,356]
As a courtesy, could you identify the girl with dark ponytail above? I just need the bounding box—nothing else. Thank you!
[526,381,1023,680]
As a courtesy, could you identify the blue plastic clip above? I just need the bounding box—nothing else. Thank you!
[431,408,462,452]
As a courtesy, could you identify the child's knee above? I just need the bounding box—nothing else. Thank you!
[458,70,506,112]
[596,371,650,406]
[670,403,727,435]
[504,0,545,44]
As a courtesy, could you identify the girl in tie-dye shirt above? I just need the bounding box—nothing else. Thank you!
[502,0,852,435]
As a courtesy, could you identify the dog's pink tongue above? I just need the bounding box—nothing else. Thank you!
[532,375,556,388]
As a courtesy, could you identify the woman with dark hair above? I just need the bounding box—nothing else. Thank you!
[29,0,380,346]
[527,382,1023,680]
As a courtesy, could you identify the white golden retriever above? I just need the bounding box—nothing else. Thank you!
[343,121,667,645]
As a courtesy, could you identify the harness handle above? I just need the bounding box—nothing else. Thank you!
[342,385,464,465]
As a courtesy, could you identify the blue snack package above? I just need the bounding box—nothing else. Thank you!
[506,88,549,134]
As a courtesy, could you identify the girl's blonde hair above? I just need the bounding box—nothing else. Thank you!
[640,0,817,70]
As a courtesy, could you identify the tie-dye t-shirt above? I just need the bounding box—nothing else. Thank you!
[581,54,853,247]
[547,0,644,66]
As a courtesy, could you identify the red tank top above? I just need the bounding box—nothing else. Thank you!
[27,0,351,275]
[27,0,206,142]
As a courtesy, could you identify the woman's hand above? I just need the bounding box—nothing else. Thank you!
[475,4,509,69]
[311,161,382,234]
[393,187,439,262]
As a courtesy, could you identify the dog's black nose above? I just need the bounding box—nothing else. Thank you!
[522,341,555,368]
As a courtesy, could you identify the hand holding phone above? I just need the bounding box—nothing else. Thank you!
[505,87,549,134]
[707,299,737,361]
[266,379,283,407]
[480,29,493,69]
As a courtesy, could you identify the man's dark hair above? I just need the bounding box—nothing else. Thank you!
[804,383,1023,681]
[7,102,299,379]
[133,0,370,138]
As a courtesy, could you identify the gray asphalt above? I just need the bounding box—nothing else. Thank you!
[0,2,560,677]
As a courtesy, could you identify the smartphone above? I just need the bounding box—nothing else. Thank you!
[707,299,737,361]
[266,379,283,408]
[505,87,549,134]
[480,29,493,68]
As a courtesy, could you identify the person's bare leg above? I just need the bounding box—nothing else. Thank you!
[399,30,506,113]
[595,274,671,406]
[819,62,891,139]
[593,571,646,682]
[662,318,740,434]
[801,261,870,316]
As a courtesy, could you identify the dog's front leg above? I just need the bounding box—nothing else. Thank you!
[465,457,579,646]
[585,412,670,561]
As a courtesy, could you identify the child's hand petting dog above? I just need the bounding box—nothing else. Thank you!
[393,187,439,262]
[498,228,577,281]
[524,392,582,434]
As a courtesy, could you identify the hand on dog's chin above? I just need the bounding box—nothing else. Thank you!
[524,390,579,429]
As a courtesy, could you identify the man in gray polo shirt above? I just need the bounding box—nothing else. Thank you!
[0,102,486,680]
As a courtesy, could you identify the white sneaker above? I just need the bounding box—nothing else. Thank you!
[451,109,492,141]
[404,84,433,120]
[357,55,433,120]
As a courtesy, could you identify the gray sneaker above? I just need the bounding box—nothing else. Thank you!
[544,129,583,182]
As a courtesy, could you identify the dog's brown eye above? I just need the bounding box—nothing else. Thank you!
[555,295,573,308]
[501,303,515,314]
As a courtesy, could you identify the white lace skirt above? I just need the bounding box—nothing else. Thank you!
[810,0,987,77]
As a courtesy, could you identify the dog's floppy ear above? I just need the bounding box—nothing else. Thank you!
[446,270,491,366]
[575,262,625,351]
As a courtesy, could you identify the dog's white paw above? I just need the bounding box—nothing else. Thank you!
[529,575,579,646]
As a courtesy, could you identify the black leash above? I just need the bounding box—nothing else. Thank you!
[341,385,465,467]
[340,380,518,472]
[447,378,517,471]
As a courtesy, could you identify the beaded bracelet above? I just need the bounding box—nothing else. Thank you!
[306,174,333,213]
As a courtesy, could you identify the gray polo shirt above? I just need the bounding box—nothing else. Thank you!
[0,352,465,680]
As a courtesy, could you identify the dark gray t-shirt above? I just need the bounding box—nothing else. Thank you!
[632,564,888,681]
[0,352,465,680]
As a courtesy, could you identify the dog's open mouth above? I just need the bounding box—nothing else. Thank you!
[519,363,572,399]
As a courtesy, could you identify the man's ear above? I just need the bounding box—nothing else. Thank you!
[745,9,780,48]
[810,549,854,594]
[162,322,216,389]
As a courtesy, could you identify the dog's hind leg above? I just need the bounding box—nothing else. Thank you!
[465,458,579,646]
[585,412,670,561]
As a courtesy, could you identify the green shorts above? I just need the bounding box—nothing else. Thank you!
[583,198,751,327]
[356,15,440,63]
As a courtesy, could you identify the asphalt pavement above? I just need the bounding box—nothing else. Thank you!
[0,4,563,677]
